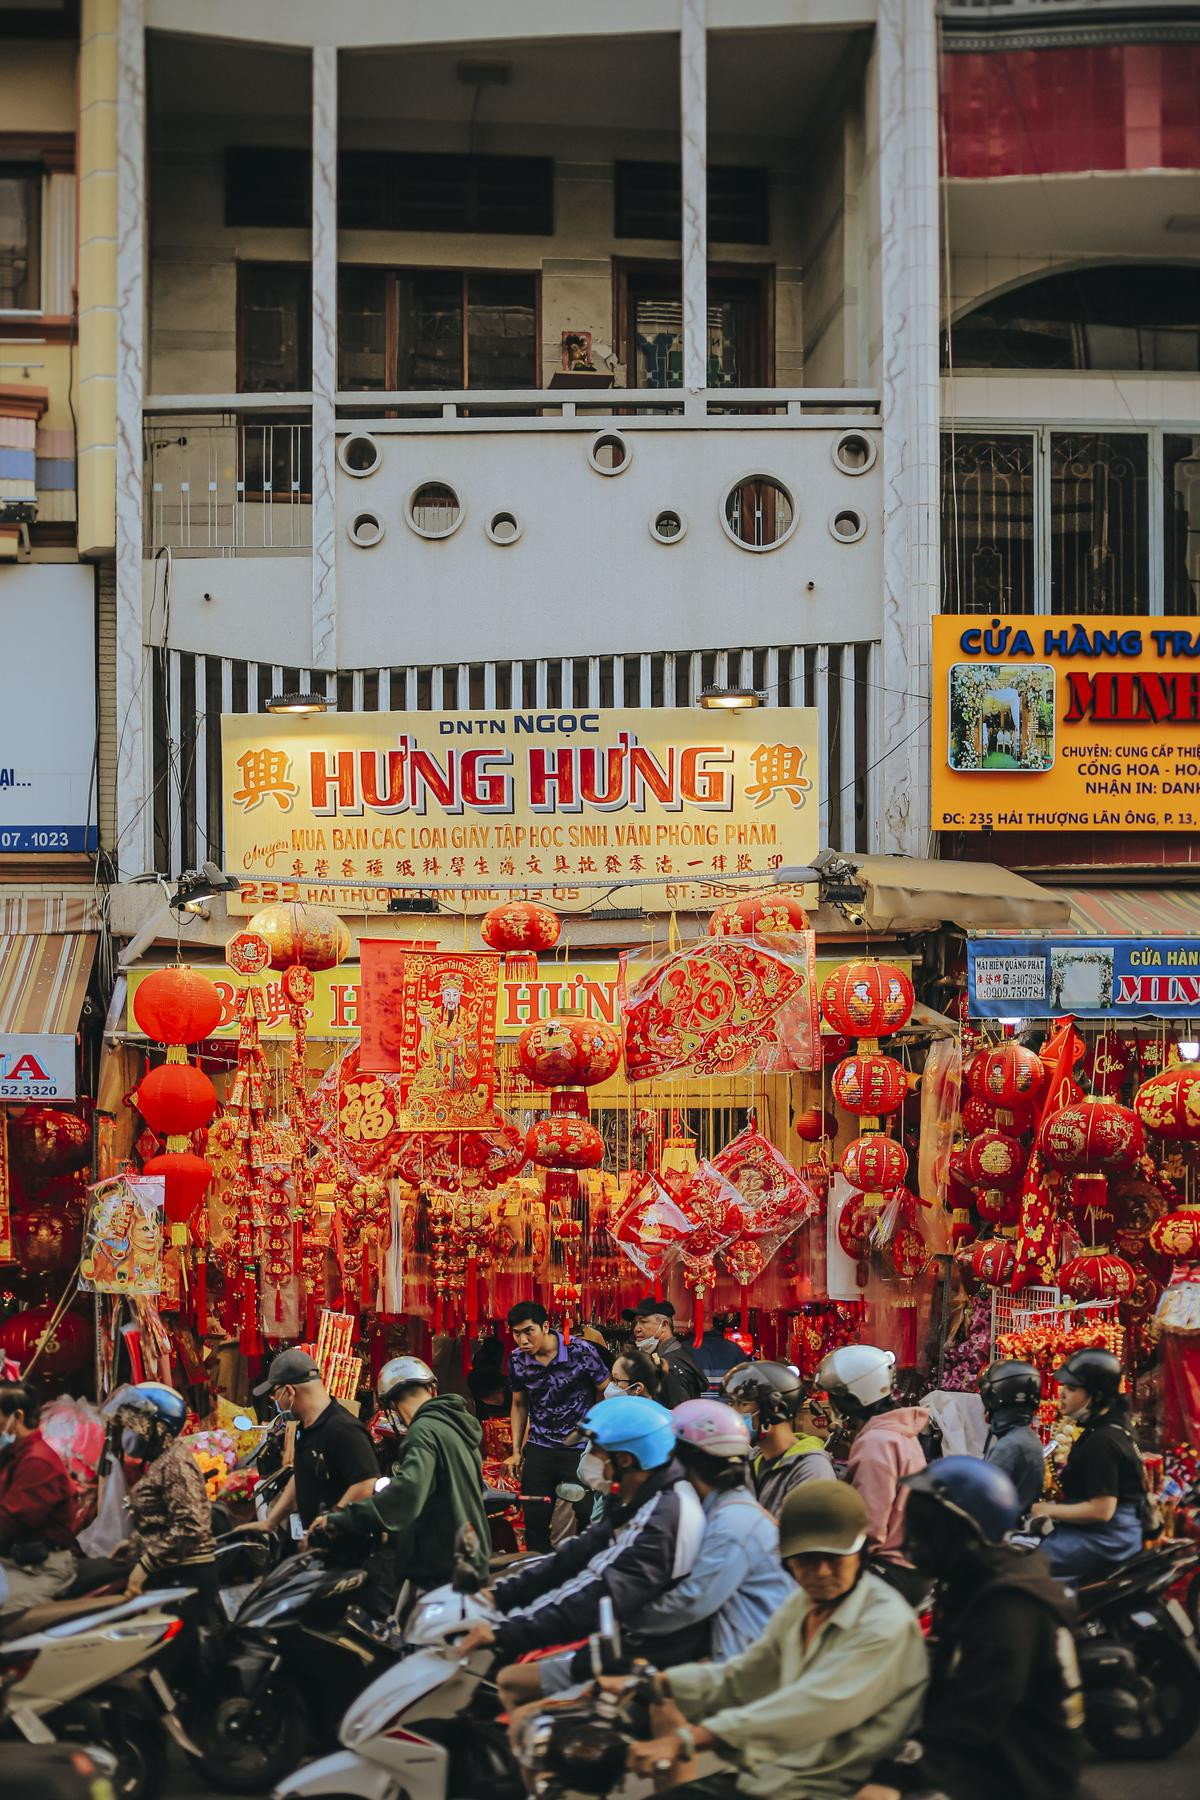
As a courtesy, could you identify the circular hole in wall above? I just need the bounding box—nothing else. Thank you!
[720,474,797,552]
[650,508,687,544]
[832,431,876,475]
[486,510,522,545]
[829,508,866,544]
[347,510,385,548]
[338,433,382,478]
[588,430,631,475]
[406,480,464,539]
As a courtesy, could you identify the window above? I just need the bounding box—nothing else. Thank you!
[942,433,1036,614]
[237,265,311,392]
[619,267,770,388]
[338,269,537,391]
[946,265,1200,372]
[1050,433,1148,614]
[1165,435,1200,616]
[225,148,311,230]
[615,163,769,245]
[0,167,42,310]
[225,148,554,235]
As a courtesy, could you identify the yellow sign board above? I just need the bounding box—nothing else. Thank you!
[932,615,1200,833]
[220,708,820,914]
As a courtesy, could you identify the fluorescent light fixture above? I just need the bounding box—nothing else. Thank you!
[698,687,764,711]
[265,690,328,714]
[1177,1041,1200,1061]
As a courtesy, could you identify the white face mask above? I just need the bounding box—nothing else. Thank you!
[604,1381,623,1400]
[0,1430,13,1451]
[579,1450,611,1494]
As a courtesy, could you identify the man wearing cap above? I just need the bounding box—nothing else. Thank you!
[623,1482,927,1799]
[246,1348,379,1539]
[633,1298,706,1406]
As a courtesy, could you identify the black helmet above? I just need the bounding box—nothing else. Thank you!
[1055,1347,1122,1404]
[721,1360,805,1426]
[980,1359,1042,1415]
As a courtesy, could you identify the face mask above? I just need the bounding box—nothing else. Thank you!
[274,1393,294,1418]
[604,1381,623,1400]
[579,1450,610,1494]
[0,1430,13,1451]
[121,1426,145,1457]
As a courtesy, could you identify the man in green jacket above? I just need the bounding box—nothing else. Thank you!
[312,1356,490,1592]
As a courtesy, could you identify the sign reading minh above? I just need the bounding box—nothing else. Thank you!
[221,709,820,914]
[932,616,1200,833]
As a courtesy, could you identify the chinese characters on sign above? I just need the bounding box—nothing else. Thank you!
[932,616,1200,833]
[968,936,1200,1020]
[220,709,819,914]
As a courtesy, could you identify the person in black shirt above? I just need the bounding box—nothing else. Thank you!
[856,1455,1083,1800]
[244,1348,380,1535]
[631,1298,706,1406]
[1032,1347,1145,1582]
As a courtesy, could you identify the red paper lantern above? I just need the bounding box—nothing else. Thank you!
[136,1062,217,1137]
[794,1107,837,1143]
[820,960,914,1039]
[133,965,222,1045]
[1058,1247,1137,1303]
[246,902,351,972]
[11,1204,82,1274]
[968,1237,1016,1288]
[1134,1064,1200,1142]
[959,1130,1025,1192]
[966,1044,1045,1110]
[9,1108,91,1180]
[480,901,561,954]
[1038,1098,1144,1175]
[1149,1205,1200,1261]
[525,1115,604,1171]
[830,1053,908,1118]
[975,1188,1021,1226]
[840,1133,907,1194]
[961,1094,1035,1136]
[708,892,810,937]
[142,1150,213,1229]
[0,1305,89,1375]
[517,1014,622,1089]
[837,1195,876,1260]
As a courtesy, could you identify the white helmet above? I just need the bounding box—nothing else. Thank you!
[378,1356,436,1406]
[816,1344,895,1415]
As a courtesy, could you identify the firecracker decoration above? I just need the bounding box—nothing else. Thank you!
[1057,1246,1137,1302]
[708,890,810,936]
[621,936,819,1082]
[820,960,914,1041]
[1134,1062,1200,1142]
[447,1190,494,1326]
[830,1052,908,1121]
[226,933,273,1353]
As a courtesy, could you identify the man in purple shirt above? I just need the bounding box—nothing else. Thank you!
[506,1299,609,1551]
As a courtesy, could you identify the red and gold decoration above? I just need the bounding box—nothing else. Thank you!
[246,901,351,972]
[526,1114,604,1172]
[830,1053,908,1120]
[820,960,914,1041]
[9,1108,91,1181]
[966,1043,1045,1112]
[840,1133,907,1196]
[132,964,222,1046]
[1057,1247,1137,1303]
[708,890,810,937]
[518,1015,623,1090]
[480,901,561,955]
[1038,1097,1144,1209]
[1134,1062,1200,1142]
[622,935,819,1083]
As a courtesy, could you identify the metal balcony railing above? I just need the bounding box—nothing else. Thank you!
[143,406,312,554]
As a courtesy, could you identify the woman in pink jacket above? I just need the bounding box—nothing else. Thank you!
[816,1344,931,1606]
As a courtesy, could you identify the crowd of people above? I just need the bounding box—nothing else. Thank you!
[0,1295,1160,1799]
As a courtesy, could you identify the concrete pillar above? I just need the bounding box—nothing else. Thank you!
[311,45,338,670]
[77,0,118,558]
[114,0,147,874]
[679,0,708,394]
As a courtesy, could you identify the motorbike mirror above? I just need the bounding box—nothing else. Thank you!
[556,1481,587,1504]
[588,1593,624,1678]
[231,1414,255,1432]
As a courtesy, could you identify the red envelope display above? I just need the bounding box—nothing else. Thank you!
[608,1172,695,1286]
[620,934,819,1084]
[711,1122,822,1287]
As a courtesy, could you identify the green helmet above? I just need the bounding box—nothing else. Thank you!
[778,1479,869,1558]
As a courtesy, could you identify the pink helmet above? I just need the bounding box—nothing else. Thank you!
[672,1397,752,1460]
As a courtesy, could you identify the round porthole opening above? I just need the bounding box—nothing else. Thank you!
[721,474,797,552]
[589,430,631,475]
[486,510,522,545]
[406,480,464,540]
[339,433,382,478]
[347,510,385,548]
[650,508,686,544]
[832,431,876,475]
[829,508,866,544]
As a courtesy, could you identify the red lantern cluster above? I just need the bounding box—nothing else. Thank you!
[133,966,216,1249]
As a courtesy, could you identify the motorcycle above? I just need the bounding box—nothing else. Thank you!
[0,1586,197,1799]
[1072,1537,1200,1760]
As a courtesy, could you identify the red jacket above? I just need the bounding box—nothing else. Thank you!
[0,1430,75,1549]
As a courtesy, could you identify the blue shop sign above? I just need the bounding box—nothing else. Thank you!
[968,936,1200,1020]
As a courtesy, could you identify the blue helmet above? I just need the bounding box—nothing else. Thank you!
[103,1381,188,1440]
[581,1395,676,1470]
[903,1454,1021,1545]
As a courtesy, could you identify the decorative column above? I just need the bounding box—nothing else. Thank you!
[114,0,147,875]
[311,46,338,671]
[876,0,940,856]
[78,0,119,560]
[679,0,708,395]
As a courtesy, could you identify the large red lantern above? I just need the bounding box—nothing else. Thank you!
[0,1305,89,1375]
[709,892,810,937]
[1057,1247,1137,1303]
[966,1044,1045,1110]
[136,1062,217,1137]
[11,1204,82,1275]
[132,965,222,1045]
[967,1237,1016,1288]
[246,901,350,972]
[961,1094,1035,1136]
[525,1115,604,1171]
[9,1108,91,1180]
[820,961,914,1039]
[959,1131,1025,1192]
[481,901,561,955]
[840,1134,907,1194]
[1134,1064,1200,1142]
[1038,1098,1144,1177]
[1149,1205,1200,1261]
[837,1195,877,1260]
[517,1014,622,1089]
[142,1150,213,1232]
[830,1053,908,1118]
